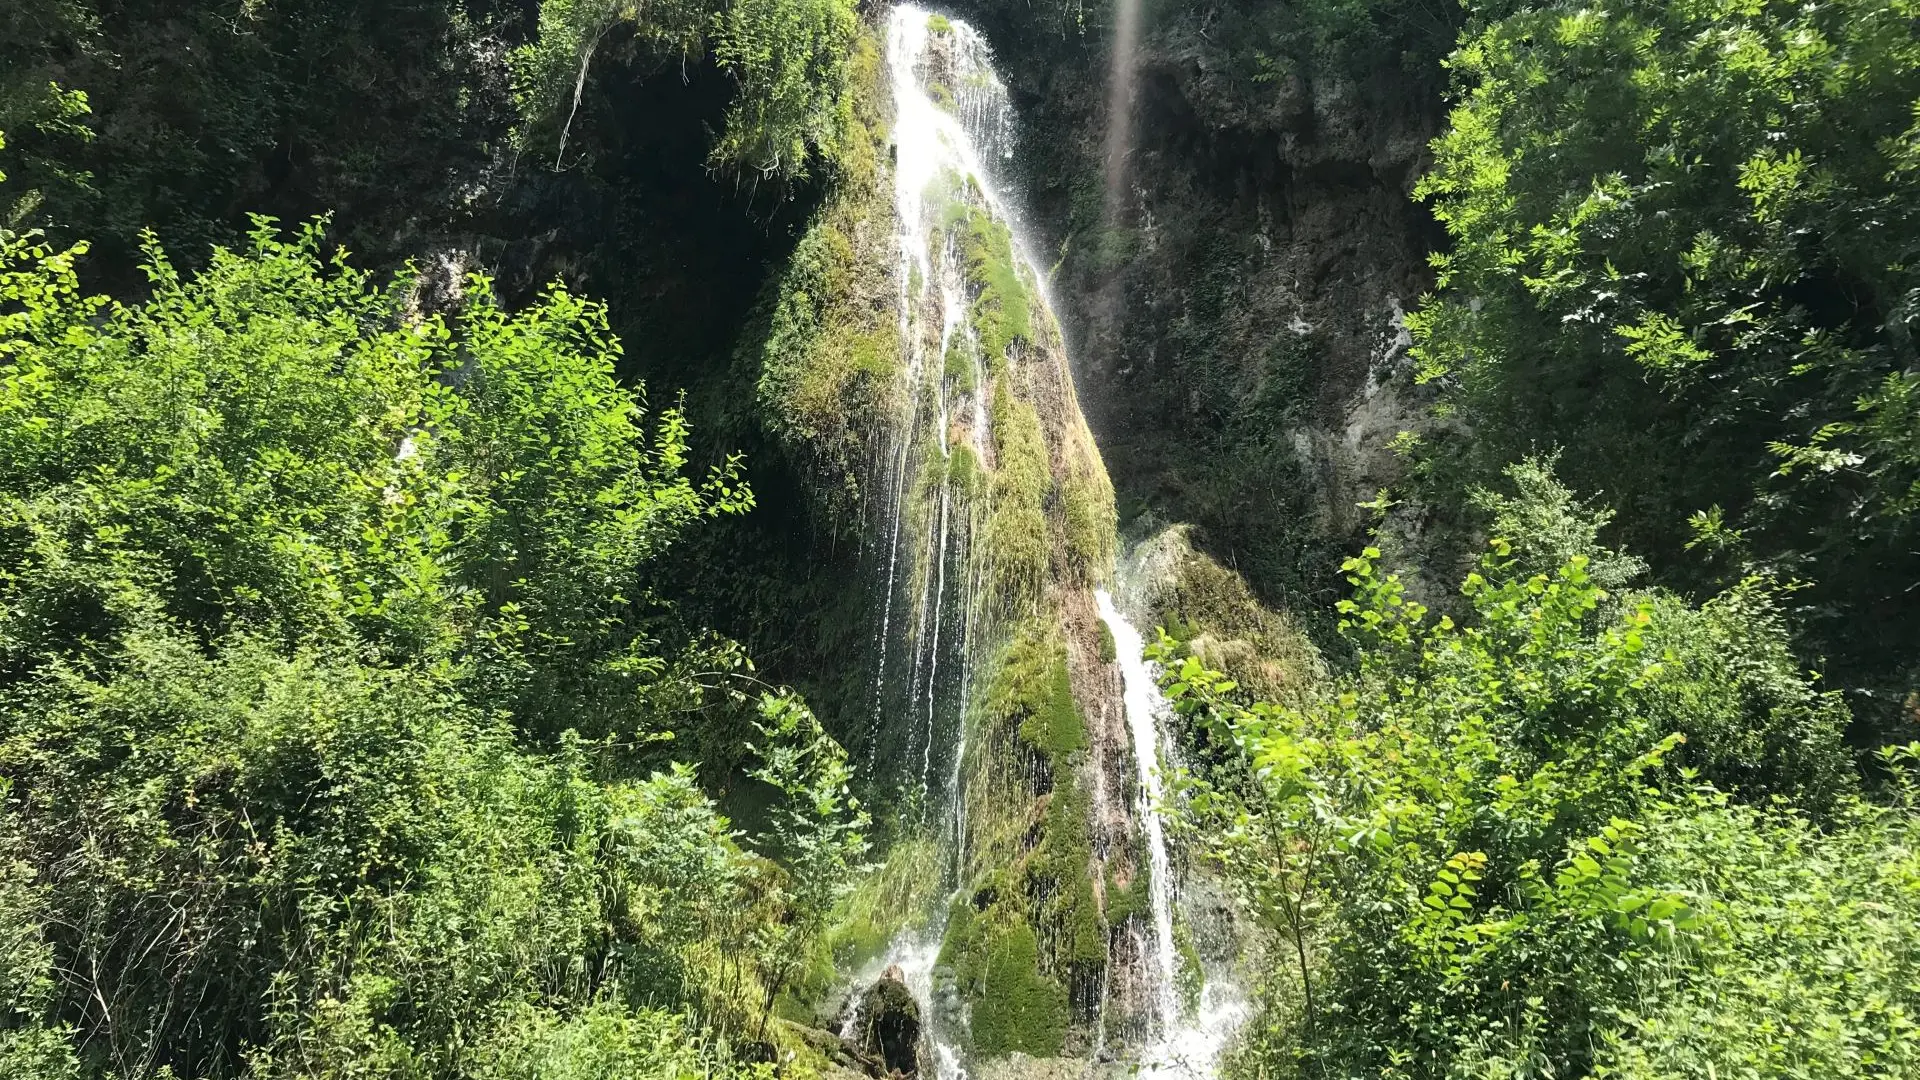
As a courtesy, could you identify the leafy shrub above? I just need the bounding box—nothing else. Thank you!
[513,0,859,179]
[0,219,863,1076]
[1161,523,1913,1079]
[1410,0,1920,692]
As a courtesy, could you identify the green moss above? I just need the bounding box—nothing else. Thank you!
[826,836,943,968]
[1147,526,1324,705]
[963,920,1069,1058]
[748,27,899,506]
[961,212,1032,362]
[945,623,1105,1050]
[984,383,1049,611]
[1017,653,1086,760]
[944,337,977,391]
[1097,620,1117,664]
[1103,858,1147,924]
[931,194,1031,365]
[928,81,956,112]
[1061,453,1116,579]
[927,13,954,33]
[985,622,1067,742]
[1033,775,1104,968]
[948,444,982,499]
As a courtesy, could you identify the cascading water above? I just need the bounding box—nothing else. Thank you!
[846,8,1243,1078]
[847,9,1036,1077]
[1096,588,1248,1079]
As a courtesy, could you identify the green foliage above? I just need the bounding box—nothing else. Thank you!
[1473,460,1856,810]
[1,1,511,282]
[823,836,943,970]
[513,0,858,179]
[475,1005,775,1080]
[1410,0,1920,692]
[0,220,862,1076]
[1162,519,1909,1078]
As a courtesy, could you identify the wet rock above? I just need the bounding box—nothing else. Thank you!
[854,965,923,1077]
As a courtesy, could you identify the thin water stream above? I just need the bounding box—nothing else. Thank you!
[1096,589,1248,1079]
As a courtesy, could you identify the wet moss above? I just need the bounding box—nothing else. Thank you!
[1017,652,1086,761]
[827,836,943,968]
[984,383,1049,612]
[943,622,1106,1052]
[948,443,982,499]
[1033,775,1104,969]
[942,913,1068,1058]
[748,30,898,505]
[1061,450,1116,580]
[933,196,1031,366]
[961,212,1032,364]
[1096,620,1117,664]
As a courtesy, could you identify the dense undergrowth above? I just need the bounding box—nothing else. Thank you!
[5,0,1920,1076]
[1164,464,1918,1078]
[0,206,865,1078]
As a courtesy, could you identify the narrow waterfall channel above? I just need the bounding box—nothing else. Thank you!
[844,10,1032,1076]
[1095,589,1249,1079]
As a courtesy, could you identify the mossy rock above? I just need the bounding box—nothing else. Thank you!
[855,969,922,1075]
[967,922,1068,1058]
[1017,656,1086,761]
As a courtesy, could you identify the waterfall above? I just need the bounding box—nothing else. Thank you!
[1096,588,1248,1079]
[847,9,1243,1078]
[1095,589,1178,1029]
[845,10,1034,1078]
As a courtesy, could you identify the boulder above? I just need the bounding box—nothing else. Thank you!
[854,965,923,1076]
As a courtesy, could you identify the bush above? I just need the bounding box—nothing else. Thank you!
[0,219,862,1076]
[1409,0,1920,691]
[1161,515,1911,1078]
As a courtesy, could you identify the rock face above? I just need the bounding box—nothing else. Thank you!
[946,0,1450,623]
[855,966,923,1077]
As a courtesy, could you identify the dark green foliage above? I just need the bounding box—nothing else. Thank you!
[1410,0,1920,703]
[747,32,895,506]
[0,0,514,288]
[1474,462,1856,810]
[0,221,864,1076]
[513,0,859,180]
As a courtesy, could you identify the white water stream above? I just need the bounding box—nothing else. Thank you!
[1096,589,1248,1079]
